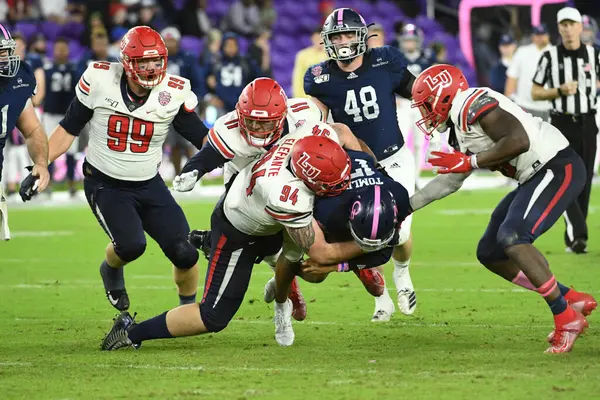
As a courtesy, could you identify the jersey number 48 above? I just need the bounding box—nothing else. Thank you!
[344,86,380,123]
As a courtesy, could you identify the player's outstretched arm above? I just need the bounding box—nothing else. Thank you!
[330,122,363,152]
[49,97,94,163]
[16,102,49,192]
[409,172,470,212]
[173,140,230,192]
[285,219,365,265]
[48,125,76,163]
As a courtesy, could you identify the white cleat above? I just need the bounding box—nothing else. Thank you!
[393,266,417,315]
[371,294,395,322]
[264,277,276,303]
[274,299,295,347]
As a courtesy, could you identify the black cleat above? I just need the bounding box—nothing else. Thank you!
[101,311,139,351]
[106,289,130,311]
[189,229,212,260]
[568,239,588,254]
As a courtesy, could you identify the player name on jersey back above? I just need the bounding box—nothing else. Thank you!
[450,87,569,183]
[77,62,198,181]
[224,122,340,236]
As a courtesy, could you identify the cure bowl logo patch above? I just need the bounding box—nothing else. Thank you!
[158,91,171,106]
[311,65,322,76]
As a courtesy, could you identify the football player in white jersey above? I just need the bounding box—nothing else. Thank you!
[101,133,383,350]
[47,26,209,311]
[409,64,597,353]
[173,77,372,323]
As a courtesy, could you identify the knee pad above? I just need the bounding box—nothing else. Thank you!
[114,241,146,263]
[166,240,199,270]
[199,303,230,333]
[496,224,529,250]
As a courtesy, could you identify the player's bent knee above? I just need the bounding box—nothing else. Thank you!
[114,241,146,263]
[199,303,231,333]
[167,240,199,270]
[476,239,495,266]
[496,224,530,250]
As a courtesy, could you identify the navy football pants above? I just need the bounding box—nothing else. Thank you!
[477,147,586,264]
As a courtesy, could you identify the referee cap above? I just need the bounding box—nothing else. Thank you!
[557,7,582,23]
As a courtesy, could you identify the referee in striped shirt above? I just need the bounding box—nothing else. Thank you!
[532,7,599,254]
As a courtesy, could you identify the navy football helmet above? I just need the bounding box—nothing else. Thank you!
[349,185,398,252]
[0,23,20,78]
[321,8,368,62]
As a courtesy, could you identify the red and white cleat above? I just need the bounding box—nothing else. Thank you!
[354,269,385,297]
[564,289,597,317]
[288,277,307,321]
[545,307,588,354]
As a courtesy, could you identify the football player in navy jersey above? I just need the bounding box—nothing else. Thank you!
[0,23,50,239]
[304,8,418,317]
[43,38,80,195]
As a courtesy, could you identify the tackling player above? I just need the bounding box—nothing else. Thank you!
[0,24,50,239]
[46,26,208,311]
[304,8,418,318]
[101,133,380,350]
[410,64,597,353]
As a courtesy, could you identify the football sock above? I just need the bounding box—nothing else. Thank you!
[129,311,173,343]
[537,275,567,315]
[179,293,197,305]
[100,260,125,291]
[511,271,571,296]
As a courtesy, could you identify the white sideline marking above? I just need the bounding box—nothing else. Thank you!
[10,230,74,237]
[0,361,536,378]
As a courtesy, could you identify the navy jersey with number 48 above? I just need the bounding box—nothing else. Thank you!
[313,150,410,269]
[0,62,37,179]
[304,46,413,160]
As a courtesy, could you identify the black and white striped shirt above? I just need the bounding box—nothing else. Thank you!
[532,43,600,115]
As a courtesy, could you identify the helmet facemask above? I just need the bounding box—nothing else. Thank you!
[0,38,20,79]
[238,111,286,147]
[321,27,368,63]
[121,54,167,89]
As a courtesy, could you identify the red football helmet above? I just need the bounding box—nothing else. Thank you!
[290,136,351,197]
[120,26,168,88]
[411,64,469,135]
[237,78,288,147]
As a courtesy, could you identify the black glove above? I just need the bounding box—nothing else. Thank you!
[189,229,212,260]
[19,166,39,202]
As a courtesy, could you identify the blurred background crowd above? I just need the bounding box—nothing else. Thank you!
[0,0,598,200]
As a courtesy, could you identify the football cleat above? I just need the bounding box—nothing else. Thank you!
[354,269,385,297]
[101,311,139,351]
[106,289,130,311]
[564,289,597,316]
[289,277,307,321]
[189,229,211,260]
[545,308,588,354]
[371,308,394,322]
[274,299,295,347]
[263,277,276,303]
[393,266,416,315]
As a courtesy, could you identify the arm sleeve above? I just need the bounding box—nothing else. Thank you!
[58,96,94,136]
[410,172,470,211]
[347,247,393,270]
[172,103,209,150]
[532,51,550,86]
[388,46,415,99]
[180,140,230,177]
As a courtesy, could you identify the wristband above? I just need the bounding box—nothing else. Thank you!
[470,154,479,169]
[337,262,349,272]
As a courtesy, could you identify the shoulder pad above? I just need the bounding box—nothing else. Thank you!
[452,88,489,130]
[466,93,499,125]
[208,112,249,159]
[161,73,197,112]
[291,120,340,144]
[287,97,324,123]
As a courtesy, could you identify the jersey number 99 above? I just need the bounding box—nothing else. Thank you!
[344,86,380,123]
[107,115,155,153]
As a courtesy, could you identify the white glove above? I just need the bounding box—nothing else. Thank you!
[173,170,199,192]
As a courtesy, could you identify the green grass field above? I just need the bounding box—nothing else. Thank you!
[1,188,600,400]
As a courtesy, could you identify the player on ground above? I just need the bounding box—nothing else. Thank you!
[46,26,208,311]
[174,77,365,321]
[0,23,50,239]
[303,8,417,318]
[410,64,597,353]
[101,133,380,350]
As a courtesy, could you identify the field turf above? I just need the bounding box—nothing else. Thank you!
[1,187,599,400]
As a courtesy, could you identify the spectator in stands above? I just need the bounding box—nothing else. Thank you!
[291,27,327,98]
[177,0,211,38]
[473,24,497,87]
[248,28,272,77]
[257,0,277,30]
[108,26,128,59]
[582,15,600,47]
[389,20,404,48]
[77,32,117,77]
[7,0,33,23]
[28,33,48,60]
[199,29,222,68]
[430,42,447,63]
[39,0,68,23]
[367,23,385,48]
[207,33,259,112]
[81,11,108,47]
[14,33,45,107]
[319,0,334,24]
[221,0,262,38]
[505,24,551,120]
[138,0,166,31]
[489,34,516,93]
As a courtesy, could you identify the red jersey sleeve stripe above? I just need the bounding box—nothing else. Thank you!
[78,79,90,94]
[208,128,235,159]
